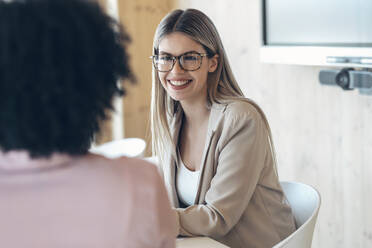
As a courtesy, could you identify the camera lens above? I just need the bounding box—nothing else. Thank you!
[335,69,351,90]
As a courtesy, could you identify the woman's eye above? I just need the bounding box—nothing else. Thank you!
[159,56,173,61]
[183,55,198,61]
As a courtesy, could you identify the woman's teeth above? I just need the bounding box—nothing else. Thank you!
[169,80,191,86]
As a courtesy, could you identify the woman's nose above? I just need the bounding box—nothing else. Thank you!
[171,59,185,73]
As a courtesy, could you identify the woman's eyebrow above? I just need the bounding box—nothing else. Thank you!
[158,50,200,56]
[158,51,172,55]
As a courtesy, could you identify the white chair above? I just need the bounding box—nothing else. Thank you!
[272,181,321,248]
[89,138,146,158]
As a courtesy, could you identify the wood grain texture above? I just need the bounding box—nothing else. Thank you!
[177,0,372,247]
[117,0,174,155]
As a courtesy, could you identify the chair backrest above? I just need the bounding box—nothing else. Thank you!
[90,138,146,158]
[272,181,321,248]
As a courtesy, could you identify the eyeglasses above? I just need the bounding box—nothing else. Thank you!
[150,52,208,72]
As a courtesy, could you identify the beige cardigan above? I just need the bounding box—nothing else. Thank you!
[159,100,296,248]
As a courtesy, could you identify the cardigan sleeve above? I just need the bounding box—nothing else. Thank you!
[175,107,269,238]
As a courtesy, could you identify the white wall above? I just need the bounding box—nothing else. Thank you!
[177,0,372,247]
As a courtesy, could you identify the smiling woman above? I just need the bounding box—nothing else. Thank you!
[150,8,297,248]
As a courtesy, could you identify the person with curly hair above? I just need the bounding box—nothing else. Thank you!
[0,0,177,247]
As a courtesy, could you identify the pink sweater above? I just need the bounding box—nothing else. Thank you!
[0,152,177,248]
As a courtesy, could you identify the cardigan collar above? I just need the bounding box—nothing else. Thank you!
[168,102,227,205]
[169,102,227,162]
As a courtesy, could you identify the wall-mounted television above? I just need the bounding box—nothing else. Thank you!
[260,0,372,68]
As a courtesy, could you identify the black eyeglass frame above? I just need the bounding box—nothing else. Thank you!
[150,51,208,72]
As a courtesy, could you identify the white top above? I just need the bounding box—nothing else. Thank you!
[176,150,200,206]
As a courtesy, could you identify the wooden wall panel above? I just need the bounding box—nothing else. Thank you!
[117,0,174,155]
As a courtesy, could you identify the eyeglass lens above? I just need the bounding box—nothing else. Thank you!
[154,53,202,72]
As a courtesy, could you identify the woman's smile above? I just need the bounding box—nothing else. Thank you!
[167,79,193,90]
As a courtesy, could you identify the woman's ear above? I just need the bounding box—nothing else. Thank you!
[208,54,219,72]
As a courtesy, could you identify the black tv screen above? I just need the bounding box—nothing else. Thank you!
[263,0,372,47]
[261,0,372,68]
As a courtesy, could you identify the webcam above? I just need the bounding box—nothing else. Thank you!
[319,68,372,94]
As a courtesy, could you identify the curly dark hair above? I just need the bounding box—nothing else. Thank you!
[0,0,132,157]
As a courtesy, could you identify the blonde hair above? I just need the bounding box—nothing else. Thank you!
[151,9,277,173]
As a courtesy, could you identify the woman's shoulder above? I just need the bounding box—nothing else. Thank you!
[219,99,263,123]
[115,156,161,183]
[84,154,162,187]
